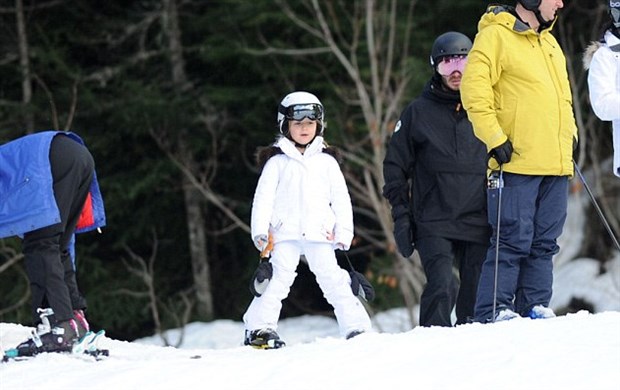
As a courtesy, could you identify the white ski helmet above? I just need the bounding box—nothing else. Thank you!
[277,91,324,136]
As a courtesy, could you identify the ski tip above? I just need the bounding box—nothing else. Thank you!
[84,349,109,359]
[3,349,19,358]
[78,330,94,343]
[249,340,286,350]
[2,349,27,363]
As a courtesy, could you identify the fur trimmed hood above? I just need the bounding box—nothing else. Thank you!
[583,41,603,70]
[585,30,620,70]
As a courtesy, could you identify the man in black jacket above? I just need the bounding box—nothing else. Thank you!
[382,32,490,326]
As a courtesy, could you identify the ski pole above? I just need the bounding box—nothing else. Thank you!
[343,251,356,271]
[491,165,504,323]
[573,161,620,252]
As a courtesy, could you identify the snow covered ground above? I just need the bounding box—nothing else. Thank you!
[1,190,619,390]
[1,309,619,390]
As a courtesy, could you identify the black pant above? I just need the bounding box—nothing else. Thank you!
[22,134,94,325]
[416,236,487,326]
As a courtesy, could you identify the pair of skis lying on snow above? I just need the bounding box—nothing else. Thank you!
[2,329,109,363]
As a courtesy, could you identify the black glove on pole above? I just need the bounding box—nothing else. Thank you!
[490,140,513,165]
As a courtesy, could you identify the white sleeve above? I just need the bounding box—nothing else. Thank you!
[588,48,620,121]
[329,160,354,249]
[250,158,279,240]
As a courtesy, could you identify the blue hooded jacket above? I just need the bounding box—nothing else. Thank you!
[0,131,106,239]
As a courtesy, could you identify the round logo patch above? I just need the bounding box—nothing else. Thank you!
[394,120,402,133]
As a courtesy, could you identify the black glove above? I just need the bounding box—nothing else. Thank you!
[350,271,375,302]
[490,140,513,165]
[249,260,273,297]
[394,216,414,258]
[573,137,577,152]
[572,137,578,161]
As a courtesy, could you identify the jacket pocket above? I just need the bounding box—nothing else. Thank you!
[0,177,30,216]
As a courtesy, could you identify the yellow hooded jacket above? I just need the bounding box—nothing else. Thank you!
[461,5,577,176]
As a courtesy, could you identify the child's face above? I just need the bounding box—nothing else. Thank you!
[289,119,318,145]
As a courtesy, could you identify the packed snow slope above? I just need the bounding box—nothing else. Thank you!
[1,310,619,390]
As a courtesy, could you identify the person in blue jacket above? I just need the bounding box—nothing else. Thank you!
[0,131,106,355]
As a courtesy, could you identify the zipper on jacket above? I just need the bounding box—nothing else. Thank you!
[0,177,30,202]
[539,37,570,172]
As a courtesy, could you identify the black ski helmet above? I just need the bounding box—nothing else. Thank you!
[517,0,557,28]
[518,0,542,12]
[610,0,620,28]
[429,32,472,68]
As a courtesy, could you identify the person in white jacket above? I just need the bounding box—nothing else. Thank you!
[242,91,372,348]
[586,0,620,177]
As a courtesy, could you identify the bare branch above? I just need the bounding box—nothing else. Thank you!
[64,81,79,131]
[120,230,168,339]
[110,289,150,299]
[0,0,65,13]
[0,247,23,274]
[245,46,332,56]
[276,0,323,39]
[81,50,163,86]
[0,264,30,316]
[32,73,59,130]
[149,126,251,233]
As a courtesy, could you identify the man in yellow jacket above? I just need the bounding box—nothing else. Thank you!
[461,0,577,322]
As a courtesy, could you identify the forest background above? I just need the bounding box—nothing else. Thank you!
[1,0,618,342]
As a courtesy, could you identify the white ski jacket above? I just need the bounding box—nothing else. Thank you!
[586,30,620,177]
[251,136,354,249]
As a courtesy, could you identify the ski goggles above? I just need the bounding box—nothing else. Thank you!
[280,103,323,121]
[436,55,468,76]
[611,7,620,28]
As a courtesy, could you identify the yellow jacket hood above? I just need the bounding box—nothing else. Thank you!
[478,4,558,35]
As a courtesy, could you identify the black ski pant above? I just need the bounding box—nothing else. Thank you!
[22,134,94,325]
[416,236,487,326]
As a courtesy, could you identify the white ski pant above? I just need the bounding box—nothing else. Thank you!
[243,240,371,337]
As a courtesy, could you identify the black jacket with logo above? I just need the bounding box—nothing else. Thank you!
[383,75,490,244]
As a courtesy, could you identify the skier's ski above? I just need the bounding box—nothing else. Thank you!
[247,338,286,350]
[2,329,109,363]
[72,329,106,354]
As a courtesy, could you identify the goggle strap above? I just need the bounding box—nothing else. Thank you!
[278,104,288,116]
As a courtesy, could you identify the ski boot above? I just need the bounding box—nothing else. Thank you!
[494,308,520,322]
[345,330,365,340]
[7,308,79,358]
[528,305,556,319]
[244,328,285,349]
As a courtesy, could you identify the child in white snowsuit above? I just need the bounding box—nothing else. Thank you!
[242,91,372,348]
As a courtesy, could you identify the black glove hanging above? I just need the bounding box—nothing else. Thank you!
[249,259,273,297]
[394,216,414,258]
[350,271,375,302]
[341,251,375,302]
